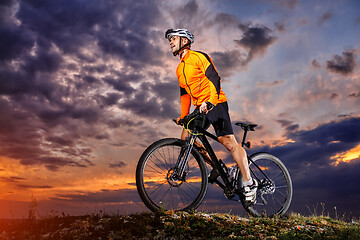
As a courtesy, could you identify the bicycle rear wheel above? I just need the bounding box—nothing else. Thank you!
[241,152,292,217]
[136,138,208,212]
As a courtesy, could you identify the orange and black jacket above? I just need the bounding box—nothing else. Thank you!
[176,50,227,118]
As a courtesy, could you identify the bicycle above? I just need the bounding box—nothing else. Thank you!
[136,109,293,217]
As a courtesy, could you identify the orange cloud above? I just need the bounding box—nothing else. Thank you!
[331,144,360,166]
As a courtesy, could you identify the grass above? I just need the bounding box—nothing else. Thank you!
[0,211,359,240]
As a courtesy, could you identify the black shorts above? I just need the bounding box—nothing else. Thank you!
[205,101,234,137]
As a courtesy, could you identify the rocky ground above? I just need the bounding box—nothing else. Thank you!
[0,211,359,239]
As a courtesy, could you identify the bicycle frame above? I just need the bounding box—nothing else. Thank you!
[173,122,273,197]
[173,126,233,194]
[137,117,293,216]
[197,130,233,189]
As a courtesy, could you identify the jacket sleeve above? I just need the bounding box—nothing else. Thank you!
[197,53,221,106]
[180,87,191,118]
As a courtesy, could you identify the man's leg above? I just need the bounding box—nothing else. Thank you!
[218,134,257,204]
[181,128,189,140]
[218,134,251,182]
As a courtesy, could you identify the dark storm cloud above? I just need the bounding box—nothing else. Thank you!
[236,24,276,53]
[277,119,299,132]
[103,76,136,94]
[94,1,165,68]
[46,136,74,147]
[210,50,244,78]
[98,92,122,107]
[37,104,101,125]
[119,81,179,119]
[288,117,360,146]
[18,0,109,55]
[235,24,277,65]
[252,117,360,216]
[0,25,34,61]
[0,0,169,170]
[23,51,63,74]
[209,15,277,75]
[326,50,356,75]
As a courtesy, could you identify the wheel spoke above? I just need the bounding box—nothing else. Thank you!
[246,153,292,217]
[137,140,207,212]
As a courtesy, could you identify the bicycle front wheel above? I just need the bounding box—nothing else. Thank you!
[136,138,208,212]
[242,152,293,217]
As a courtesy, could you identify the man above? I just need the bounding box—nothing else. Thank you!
[165,28,257,205]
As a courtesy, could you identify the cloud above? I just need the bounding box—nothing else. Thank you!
[209,19,277,76]
[0,0,172,171]
[260,117,360,183]
[326,50,356,75]
[248,117,359,175]
[252,117,360,216]
[0,25,34,61]
[235,24,277,65]
[118,81,179,119]
[348,92,360,98]
[318,11,333,25]
[108,161,127,169]
[50,188,141,205]
[311,59,321,68]
[0,176,26,183]
[266,0,299,9]
[276,119,299,132]
[210,50,244,78]
[16,184,53,189]
[256,80,284,87]
[274,22,286,32]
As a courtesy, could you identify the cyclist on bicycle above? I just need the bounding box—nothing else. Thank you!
[165,28,258,205]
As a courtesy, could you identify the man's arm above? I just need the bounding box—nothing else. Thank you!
[180,87,191,118]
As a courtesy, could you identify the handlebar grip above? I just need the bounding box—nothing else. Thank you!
[174,109,206,127]
[173,119,185,125]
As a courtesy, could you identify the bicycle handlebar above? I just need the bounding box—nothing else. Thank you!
[178,109,202,125]
[173,108,210,134]
[174,102,214,125]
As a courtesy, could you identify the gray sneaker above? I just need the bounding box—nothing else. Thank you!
[242,178,258,206]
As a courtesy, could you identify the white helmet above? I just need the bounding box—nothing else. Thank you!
[165,29,194,43]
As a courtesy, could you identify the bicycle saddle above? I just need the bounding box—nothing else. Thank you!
[235,122,258,131]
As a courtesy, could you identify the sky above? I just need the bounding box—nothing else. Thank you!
[0,0,359,219]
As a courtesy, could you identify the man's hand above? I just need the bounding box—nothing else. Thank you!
[176,117,182,125]
[199,102,214,114]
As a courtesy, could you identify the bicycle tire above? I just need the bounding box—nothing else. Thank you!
[240,152,293,217]
[136,138,208,212]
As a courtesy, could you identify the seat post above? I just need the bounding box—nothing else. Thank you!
[241,129,248,147]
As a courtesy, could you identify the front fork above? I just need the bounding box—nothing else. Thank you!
[173,135,197,180]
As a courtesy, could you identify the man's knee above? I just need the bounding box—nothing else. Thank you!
[219,135,238,153]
